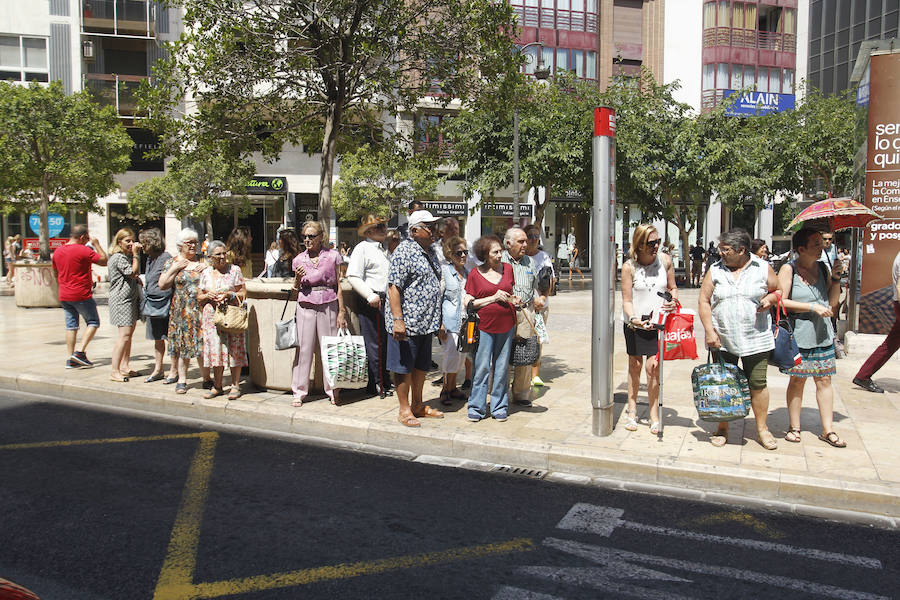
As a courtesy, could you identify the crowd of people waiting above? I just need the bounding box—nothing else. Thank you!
[50,207,888,448]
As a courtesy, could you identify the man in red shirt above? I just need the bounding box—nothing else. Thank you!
[51,225,108,368]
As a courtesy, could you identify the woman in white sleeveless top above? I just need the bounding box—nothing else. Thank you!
[699,229,780,450]
[621,224,677,434]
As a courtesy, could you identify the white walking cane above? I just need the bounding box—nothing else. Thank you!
[654,291,674,440]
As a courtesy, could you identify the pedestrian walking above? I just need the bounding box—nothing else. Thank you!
[698,229,780,450]
[51,224,108,369]
[620,224,678,434]
[198,241,248,400]
[106,228,143,382]
[777,228,846,448]
[852,249,900,393]
[689,241,705,287]
[385,210,444,427]
[346,214,392,397]
[139,228,177,384]
[464,235,517,421]
[290,221,347,406]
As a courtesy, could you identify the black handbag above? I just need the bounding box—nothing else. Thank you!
[510,307,540,366]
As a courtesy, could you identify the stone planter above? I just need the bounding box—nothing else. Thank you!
[13,262,60,308]
[245,278,361,392]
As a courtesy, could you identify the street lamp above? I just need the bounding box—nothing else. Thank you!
[513,41,549,226]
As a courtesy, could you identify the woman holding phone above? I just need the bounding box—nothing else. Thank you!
[620,224,677,434]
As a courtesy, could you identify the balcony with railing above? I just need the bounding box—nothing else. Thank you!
[702,27,796,53]
[83,73,149,119]
[512,5,599,34]
[82,0,156,38]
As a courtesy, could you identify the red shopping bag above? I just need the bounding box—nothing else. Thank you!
[658,305,698,361]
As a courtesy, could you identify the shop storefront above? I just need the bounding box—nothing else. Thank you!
[423,200,467,233]
[480,202,533,238]
[552,196,589,268]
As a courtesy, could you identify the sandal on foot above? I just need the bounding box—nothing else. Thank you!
[711,428,728,447]
[649,421,660,435]
[291,398,304,407]
[228,387,242,400]
[757,429,778,450]
[175,383,187,394]
[110,374,129,383]
[203,388,224,399]
[819,431,847,448]
[144,373,164,383]
[785,428,802,443]
[449,388,467,400]
[439,391,453,406]
[398,413,421,427]
[162,376,179,385]
[329,397,340,406]
[413,406,444,419]
[623,414,638,432]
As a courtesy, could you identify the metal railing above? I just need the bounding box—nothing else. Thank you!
[82,0,155,38]
[512,6,598,33]
[702,27,796,53]
[83,73,149,118]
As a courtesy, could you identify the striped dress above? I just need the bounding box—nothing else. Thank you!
[709,256,774,357]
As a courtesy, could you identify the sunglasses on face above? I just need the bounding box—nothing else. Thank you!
[454,250,468,257]
[302,233,321,239]
[646,239,661,248]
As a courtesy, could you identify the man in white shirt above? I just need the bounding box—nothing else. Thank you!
[853,250,900,393]
[525,224,554,387]
[346,214,392,396]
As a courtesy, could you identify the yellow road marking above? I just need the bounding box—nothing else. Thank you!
[679,511,785,539]
[0,432,211,451]
[152,432,219,598]
[157,537,535,600]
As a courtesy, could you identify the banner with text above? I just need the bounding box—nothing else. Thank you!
[862,52,900,334]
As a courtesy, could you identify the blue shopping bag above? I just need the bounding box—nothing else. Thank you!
[691,352,752,422]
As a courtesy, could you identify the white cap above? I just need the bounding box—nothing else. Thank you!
[407,210,440,229]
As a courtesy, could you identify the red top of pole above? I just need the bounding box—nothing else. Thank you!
[594,107,616,137]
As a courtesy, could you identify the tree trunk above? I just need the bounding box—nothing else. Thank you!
[319,102,343,239]
[39,180,51,262]
[205,214,214,240]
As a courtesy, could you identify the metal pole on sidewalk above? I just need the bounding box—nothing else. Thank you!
[592,107,616,437]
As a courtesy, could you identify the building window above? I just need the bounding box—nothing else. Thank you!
[0,35,49,83]
[703,1,716,29]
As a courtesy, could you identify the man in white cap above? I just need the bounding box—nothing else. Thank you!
[386,209,445,426]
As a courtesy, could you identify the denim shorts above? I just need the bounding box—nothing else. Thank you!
[386,333,433,374]
[60,298,100,330]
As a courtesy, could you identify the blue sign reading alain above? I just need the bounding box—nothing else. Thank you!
[723,90,795,116]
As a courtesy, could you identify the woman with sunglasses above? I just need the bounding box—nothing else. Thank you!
[197,240,248,399]
[290,221,347,406]
[346,214,392,396]
[437,236,470,405]
[620,224,677,434]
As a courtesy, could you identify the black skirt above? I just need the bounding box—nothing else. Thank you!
[623,323,659,357]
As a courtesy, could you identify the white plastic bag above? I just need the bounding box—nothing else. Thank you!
[319,328,368,389]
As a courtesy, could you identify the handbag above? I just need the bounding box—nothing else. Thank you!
[510,307,540,366]
[769,291,802,370]
[319,328,368,389]
[274,291,299,350]
[691,352,752,422]
[213,302,249,335]
[141,294,171,318]
[457,302,480,353]
[658,302,698,361]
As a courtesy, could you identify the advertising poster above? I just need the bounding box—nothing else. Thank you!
[861,52,900,334]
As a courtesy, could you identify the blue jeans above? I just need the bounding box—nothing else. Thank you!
[468,327,514,418]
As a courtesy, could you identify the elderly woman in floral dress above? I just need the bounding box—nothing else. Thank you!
[198,240,248,400]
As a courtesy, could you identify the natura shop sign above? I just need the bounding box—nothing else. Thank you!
[861,52,900,334]
[245,176,287,194]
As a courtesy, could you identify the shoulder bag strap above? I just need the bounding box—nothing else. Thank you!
[422,250,440,282]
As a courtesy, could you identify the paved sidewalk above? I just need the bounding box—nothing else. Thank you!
[2,281,898,527]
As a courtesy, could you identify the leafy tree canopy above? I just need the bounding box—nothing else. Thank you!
[143,0,521,230]
[0,81,133,259]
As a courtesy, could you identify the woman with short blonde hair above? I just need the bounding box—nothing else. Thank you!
[107,228,143,381]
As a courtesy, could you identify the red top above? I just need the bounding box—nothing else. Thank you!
[52,243,101,302]
[464,264,515,334]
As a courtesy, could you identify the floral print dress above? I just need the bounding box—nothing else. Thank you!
[200,265,248,368]
[166,258,204,359]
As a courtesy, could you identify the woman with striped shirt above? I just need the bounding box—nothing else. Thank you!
[698,229,780,450]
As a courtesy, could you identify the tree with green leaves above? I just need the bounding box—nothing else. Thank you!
[332,143,442,221]
[125,147,255,238]
[445,72,602,228]
[0,81,133,261]
[141,0,520,231]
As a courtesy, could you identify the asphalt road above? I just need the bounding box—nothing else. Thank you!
[0,392,898,600]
